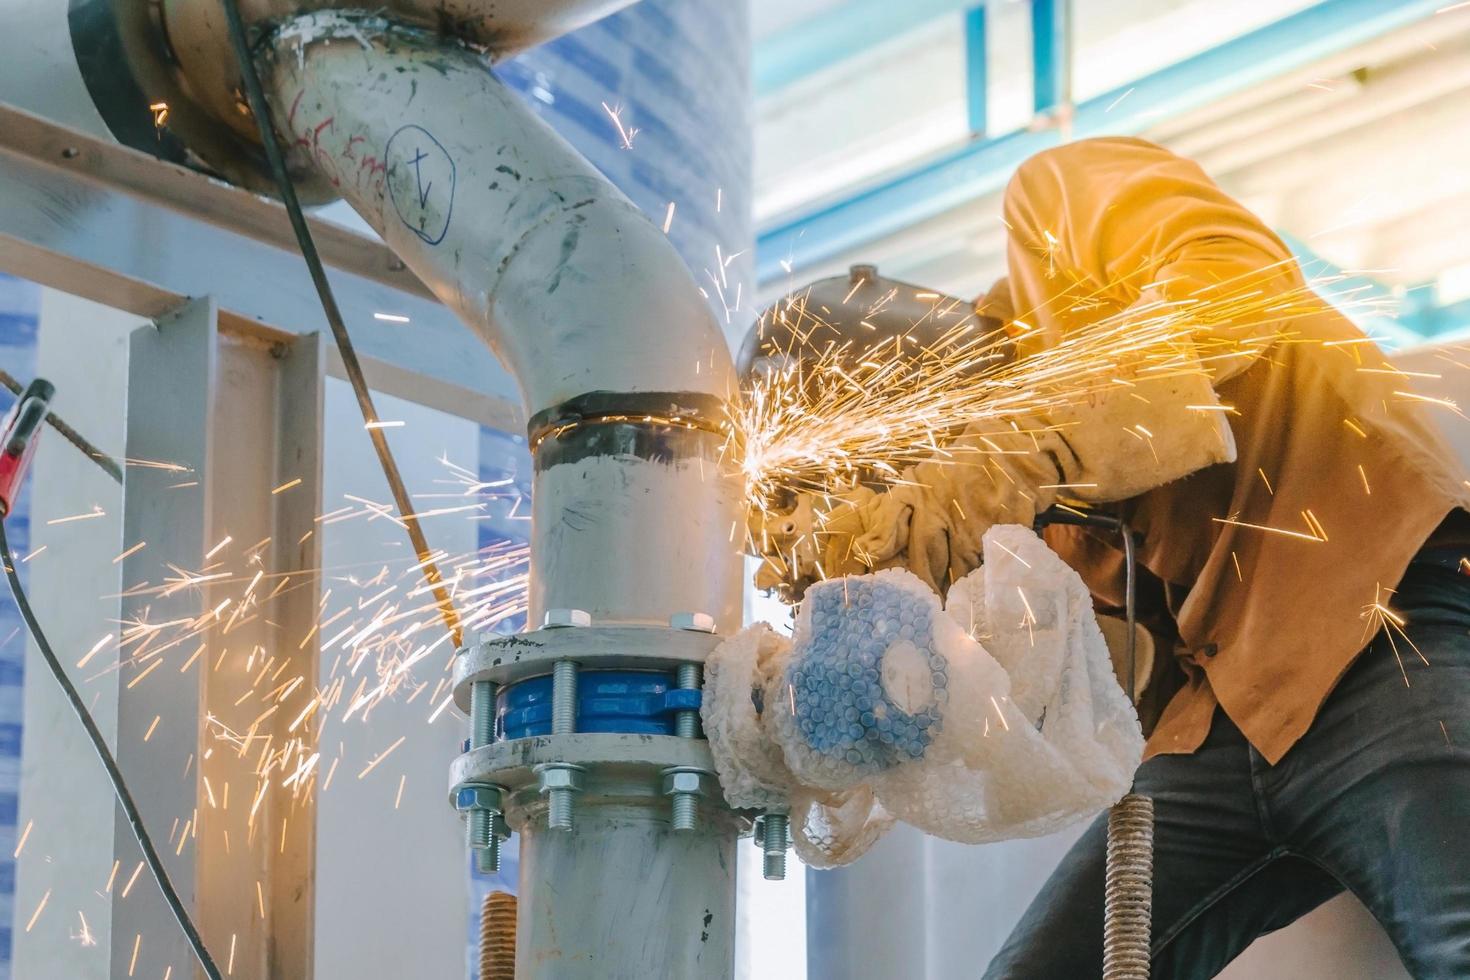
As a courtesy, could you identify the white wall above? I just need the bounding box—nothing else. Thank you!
[311,381,480,979]
[13,290,136,978]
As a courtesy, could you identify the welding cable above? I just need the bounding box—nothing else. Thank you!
[0,520,223,979]
[219,0,463,648]
[0,369,122,484]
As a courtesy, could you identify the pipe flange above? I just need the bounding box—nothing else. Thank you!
[453,625,722,709]
[448,732,716,803]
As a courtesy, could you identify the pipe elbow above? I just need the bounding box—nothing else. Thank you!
[486,191,735,412]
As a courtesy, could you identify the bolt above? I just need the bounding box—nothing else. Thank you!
[470,679,497,749]
[667,662,704,831]
[546,788,574,831]
[674,663,702,739]
[543,608,591,629]
[762,812,790,881]
[466,808,492,848]
[455,783,505,874]
[542,660,580,829]
[476,833,501,875]
[661,767,708,833]
[551,660,577,735]
[670,611,716,633]
[536,763,585,832]
[670,794,698,831]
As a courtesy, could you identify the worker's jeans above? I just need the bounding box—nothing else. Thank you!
[984,562,1470,979]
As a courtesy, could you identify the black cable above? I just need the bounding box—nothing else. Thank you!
[0,521,222,979]
[0,369,122,484]
[219,0,463,649]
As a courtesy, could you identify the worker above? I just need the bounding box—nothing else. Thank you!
[756,137,1470,978]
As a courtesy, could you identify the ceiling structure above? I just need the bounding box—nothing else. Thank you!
[751,0,1470,345]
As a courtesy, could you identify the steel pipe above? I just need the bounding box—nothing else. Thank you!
[246,13,742,978]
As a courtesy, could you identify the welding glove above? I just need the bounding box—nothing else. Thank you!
[842,362,1237,592]
[751,487,879,596]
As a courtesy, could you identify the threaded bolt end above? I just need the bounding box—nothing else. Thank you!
[551,660,577,735]
[1103,793,1154,980]
[547,787,574,831]
[480,891,517,980]
[670,792,698,832]
[762,813,789,881]
[467,808,493,849]
[475,833,501,875]
[470,680,496,748]
[675,662,701,689]
[674,662,702,739]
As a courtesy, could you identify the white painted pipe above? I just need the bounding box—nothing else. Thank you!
[262,13,743,630]
[264,13,734,414]
[261,17,744,978]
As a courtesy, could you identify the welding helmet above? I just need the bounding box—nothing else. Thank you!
[737,265,1008,385]
[738,265,1012,505]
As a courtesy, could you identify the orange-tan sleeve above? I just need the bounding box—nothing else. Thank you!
[1001,137,1305,382]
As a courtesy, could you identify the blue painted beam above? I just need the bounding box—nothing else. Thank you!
[757,0,1448,284]
[1401,296,1470,339]
[756,0,979,95]
[1278,233,1423,348]
[964,5,988,136]
[1031,0,1068,116]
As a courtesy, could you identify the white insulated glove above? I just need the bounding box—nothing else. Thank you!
[845,360,1237,591]
[704,526,1145,866]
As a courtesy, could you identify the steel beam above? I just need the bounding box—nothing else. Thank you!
[964,6,988,137]
[0,102,519,408]
[757,0,1450,283]
[1030,0,1069,118]
[115,297,325,978]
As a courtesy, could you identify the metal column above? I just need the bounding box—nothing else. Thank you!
[116,297,324,977]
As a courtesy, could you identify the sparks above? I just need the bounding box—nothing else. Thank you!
[25,889,51,933]
[600,101,639,149]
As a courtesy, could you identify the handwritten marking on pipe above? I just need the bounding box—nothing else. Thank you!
[385,125,455,245]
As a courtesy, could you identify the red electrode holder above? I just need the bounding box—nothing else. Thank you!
[0,379,55,518]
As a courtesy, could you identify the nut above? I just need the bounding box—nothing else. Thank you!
[669,611,716,633]
[661,767,710,797]
[534,764,586,793]
[543,608,591,629]
[454,783,503,812]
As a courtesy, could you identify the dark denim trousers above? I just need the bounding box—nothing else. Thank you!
[984,562,1470,979]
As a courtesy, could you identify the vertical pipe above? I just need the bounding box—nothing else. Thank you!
[517,808,737,977]
[260,12,745,978]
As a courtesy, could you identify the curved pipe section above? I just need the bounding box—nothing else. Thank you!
[261,14,742,628]
[263,14,734,413]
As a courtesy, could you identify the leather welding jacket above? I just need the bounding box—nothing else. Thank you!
[995,137,1470,765]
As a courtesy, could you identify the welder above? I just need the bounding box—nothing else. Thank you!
[755,137,1470,978]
